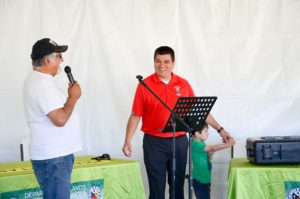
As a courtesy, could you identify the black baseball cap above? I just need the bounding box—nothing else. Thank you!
[31,38,68,60]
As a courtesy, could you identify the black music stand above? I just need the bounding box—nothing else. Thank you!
[162,96,217,199]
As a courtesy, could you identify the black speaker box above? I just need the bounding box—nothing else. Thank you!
[246,136,300,165]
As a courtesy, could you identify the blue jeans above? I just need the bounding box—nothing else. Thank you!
[31,154,74,199]
[193,179,211,199]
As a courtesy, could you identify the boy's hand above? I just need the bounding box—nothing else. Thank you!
[228,138,235,146]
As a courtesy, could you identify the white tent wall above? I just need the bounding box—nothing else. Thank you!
[0,0,300,198]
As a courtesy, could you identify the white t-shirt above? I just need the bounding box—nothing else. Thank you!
[23,70,82,160]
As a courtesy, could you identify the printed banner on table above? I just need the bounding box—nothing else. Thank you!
[285,181,300,199]
[0,178,104,199]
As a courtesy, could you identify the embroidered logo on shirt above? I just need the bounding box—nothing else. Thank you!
[174,86,181,96]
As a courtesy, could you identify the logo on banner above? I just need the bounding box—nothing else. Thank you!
[174,86,181,96]
[285,181,300,199]
[287,188,300,199]
[88,185,103,199]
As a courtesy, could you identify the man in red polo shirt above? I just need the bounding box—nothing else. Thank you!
[122,46,231,199]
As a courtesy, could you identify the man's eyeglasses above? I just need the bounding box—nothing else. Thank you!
[56,53,62,59]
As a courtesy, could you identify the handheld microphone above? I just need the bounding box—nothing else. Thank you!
[64,66,75,85]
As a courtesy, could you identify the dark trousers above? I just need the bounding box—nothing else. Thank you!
[193,179,211,199]
[143,133,188,199]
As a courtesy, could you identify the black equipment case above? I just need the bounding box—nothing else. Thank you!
[246,136,300,165]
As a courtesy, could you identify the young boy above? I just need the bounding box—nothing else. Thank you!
[192,123,235,199]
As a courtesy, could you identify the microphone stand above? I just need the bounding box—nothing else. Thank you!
[136,75,194,199]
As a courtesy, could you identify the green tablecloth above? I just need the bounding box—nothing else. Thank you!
[0,156,145,199]
[226,158,300,199]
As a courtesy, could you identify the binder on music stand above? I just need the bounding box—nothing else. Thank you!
[162,97,217,133]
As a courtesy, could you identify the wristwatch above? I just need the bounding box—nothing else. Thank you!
[217,127,224,133]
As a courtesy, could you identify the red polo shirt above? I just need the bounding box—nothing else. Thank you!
[132,73,195,138]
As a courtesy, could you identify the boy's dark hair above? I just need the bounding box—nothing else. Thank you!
[202,123,208,129]
[192,123,208,135]
[154,46,175,62]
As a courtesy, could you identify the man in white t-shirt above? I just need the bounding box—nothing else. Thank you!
[23,38,82,199]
